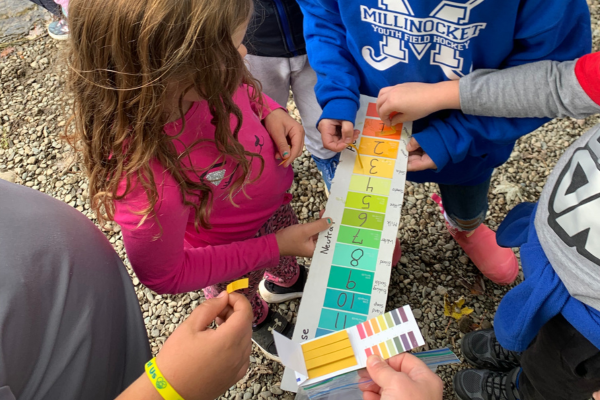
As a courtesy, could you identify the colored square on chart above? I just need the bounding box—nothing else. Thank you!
[391,309,402,325]
[384,312,395,328]
[345,191,388,213]
[363,321,374,337]
[401,334,411,351]
[353,155,395,179]
[393,336,404,353]
[365,347,373,357]
[332,243,379,272]
[323,288,370,315]
[398,307,409,323]
[358,137,400,159]
[357,322,367,339]
[349,175,392,196]
[341,209,385,231]
[337,225,382,249]
[408,331,419,348]
[327,266,375,294]
[377,315,388,331]
[318,309,367,332]
[379,343,390,359]
[372,345,381,357]
[366,103,379,118]
[386,339,398,356]
[316,328,334,338]
[362,118,403,141]
[371,318,381,334]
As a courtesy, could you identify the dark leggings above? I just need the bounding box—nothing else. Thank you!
[519,314,600,400]
[28,0,62,16]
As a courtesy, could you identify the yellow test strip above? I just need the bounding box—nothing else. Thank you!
[301,330,349,352]
[226,278,249,293]
[305,347,356,370]
[348,144,364,169]
[307,356,358,379]
[303,339,353,361]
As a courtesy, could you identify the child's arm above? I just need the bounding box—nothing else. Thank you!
[380,0,591,172]
[460,55,600,119]
[296,0,363,149]
[379,54,600,123]
[114,176,330,295]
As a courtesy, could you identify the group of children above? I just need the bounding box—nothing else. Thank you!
[54,0,599,398]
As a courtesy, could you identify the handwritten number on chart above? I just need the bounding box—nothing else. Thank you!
[362,195,372,209]
[374,141,384,155]
[346,270,356,289]
[366,177,374,193]
[352,229,364,244]
[358,212,368,227]
[335,313,348,329]
[337,292,356,309]
[369,159,379,175]
[351,248,364,267]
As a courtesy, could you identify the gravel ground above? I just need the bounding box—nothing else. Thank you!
[1,1,600,399]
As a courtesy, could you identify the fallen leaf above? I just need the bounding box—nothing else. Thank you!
[457,275,486,296]
[0,47,15,58]
[444,294,474,320]
[493,180,522,204]
[27,25,45,40]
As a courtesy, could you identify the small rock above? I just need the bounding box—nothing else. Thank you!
[412,309,422,319]
[0,171,16,183]
[243,393,252,400]
[253,384,261,396]
[258,391,271,399]
[27,156,36,165]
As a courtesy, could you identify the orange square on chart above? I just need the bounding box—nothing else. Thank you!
[366,103,379,118]
[362,119,402,140]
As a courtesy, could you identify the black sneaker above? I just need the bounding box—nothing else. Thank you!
[454,367,521,400]
[252,310,294,362]
[462,329,521,371]
[259,265,306,304]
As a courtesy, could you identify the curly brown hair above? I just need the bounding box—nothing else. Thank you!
[66,0,263,231]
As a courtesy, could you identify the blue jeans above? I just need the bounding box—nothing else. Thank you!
[438,178,491,231]
[312,153,490,230]
[311,153,340,191]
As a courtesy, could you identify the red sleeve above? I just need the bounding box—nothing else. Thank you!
[113,171,280,294]
[575,52,600,106]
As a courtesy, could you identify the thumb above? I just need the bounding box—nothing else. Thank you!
[341,121,355,144]
[366,355,400,389]
[406,137,420,152]
[302,217,334,238]
[187,292,230,330]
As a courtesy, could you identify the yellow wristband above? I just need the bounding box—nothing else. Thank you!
[145,358,184,400]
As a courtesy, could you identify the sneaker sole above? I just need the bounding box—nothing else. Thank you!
[48,32,69,41]
[259,280,303,304]
[252,337,282,363]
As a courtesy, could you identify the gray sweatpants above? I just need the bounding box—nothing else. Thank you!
[245,54,336,160]
[0,180,151,400]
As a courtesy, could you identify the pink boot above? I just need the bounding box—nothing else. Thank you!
[432,194,518,285]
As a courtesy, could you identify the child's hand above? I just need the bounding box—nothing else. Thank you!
[147,292,253,400]
[264,109,305,167]
[407,137,436,172]
[360,354,444,400]
[318,119,360,152]
[377,81,460,126]
[276,217,334,257]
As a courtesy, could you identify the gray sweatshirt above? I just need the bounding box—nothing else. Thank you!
[460,60,599,119]
[459,58,600,312]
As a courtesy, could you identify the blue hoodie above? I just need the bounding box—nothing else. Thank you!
[297,0,591,185]
[495,203,600,352]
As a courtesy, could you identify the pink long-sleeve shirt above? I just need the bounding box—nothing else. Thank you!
[114,86,294,294]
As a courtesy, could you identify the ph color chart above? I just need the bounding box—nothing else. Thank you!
[282,95,412,392]
[276,305,424,387]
